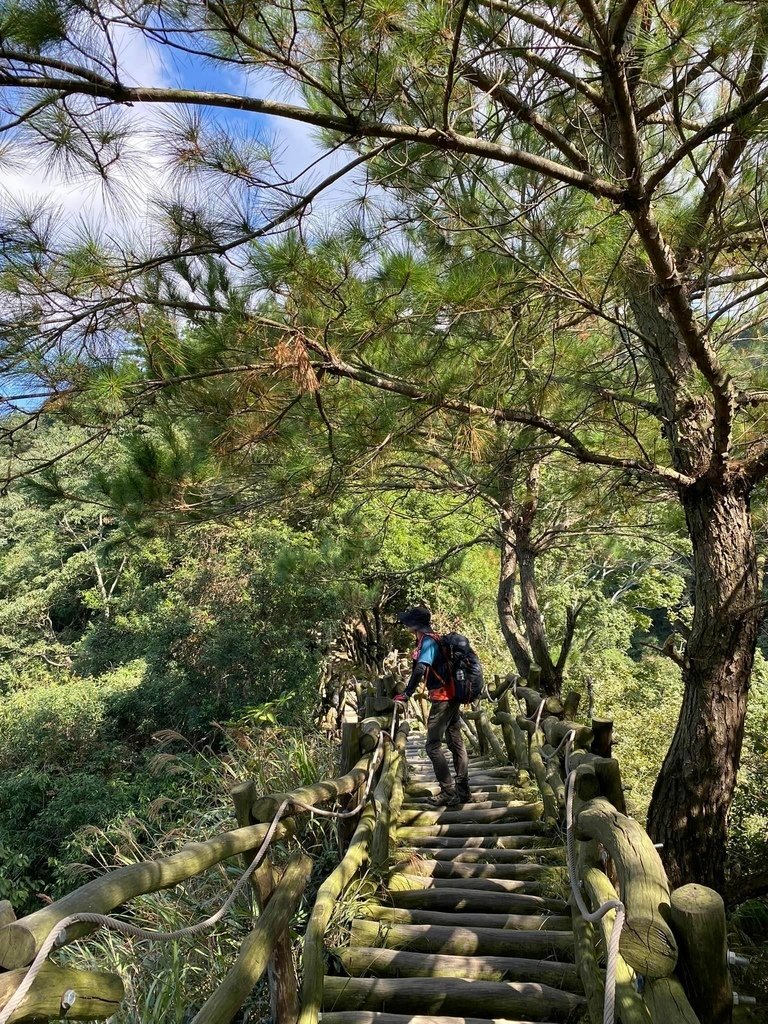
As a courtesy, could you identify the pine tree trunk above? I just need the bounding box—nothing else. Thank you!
[496,520,532,679]
[517,544,561,697]
[647,476,760,890]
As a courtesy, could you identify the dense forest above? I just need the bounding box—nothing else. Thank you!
[3,0,768,1018]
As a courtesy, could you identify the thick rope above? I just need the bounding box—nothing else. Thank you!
[0,724,391,1024]
[563,731,626,1024]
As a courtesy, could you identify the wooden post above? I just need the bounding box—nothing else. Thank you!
[371,738,396,871]
[527,664,542,689]
[670,884,732,1024]
[0,964,125,1021]
[475,711,506,764]
[563,689,581,720]
[232,783,298,1024]
[590,718,614,757]
[580,867,653,1023]
[497,692,517,764]
[572,908,606,1024]
[527,730,559,822]
[300,804,377,1024]
[191,854,312,1024]
[643,977,701,1024]
[340,721,361,775]
[576,798,678,978]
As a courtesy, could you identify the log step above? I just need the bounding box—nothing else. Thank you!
[405,772,518,782]
[405,784,517,797]
[397,821,548,838]
[402,835,547,850]
[396,846,565,864]
[391,858,562,880]
[335,946,582,990]
[358,905,573,931]
[387,874,559,895]
[389,887,568,915]
[322,975,585,1020]
[349,920,575,959]
[322,1014,562,1024]
[398,805,541,826]
[401,800,514,811]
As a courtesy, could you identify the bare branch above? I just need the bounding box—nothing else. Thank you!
[462,67,591,171]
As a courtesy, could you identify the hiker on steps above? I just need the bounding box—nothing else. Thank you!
[393,606,470,809]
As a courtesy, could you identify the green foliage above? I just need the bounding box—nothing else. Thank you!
[0,0,66,49]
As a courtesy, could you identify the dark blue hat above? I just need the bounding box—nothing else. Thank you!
[396,606,432,630]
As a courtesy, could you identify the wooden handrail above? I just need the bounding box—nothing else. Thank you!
[0,820,293,971]
[481,667,721,1024]
[299,716,409,1024]
[0,739,382,1024]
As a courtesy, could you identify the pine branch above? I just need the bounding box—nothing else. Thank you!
[0,68,625,200]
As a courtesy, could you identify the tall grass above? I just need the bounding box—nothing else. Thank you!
[59,723,338,1023]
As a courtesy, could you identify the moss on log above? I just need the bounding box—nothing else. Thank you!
[527,732,560,822]
[371,739,398,871]
[572,909,605,1024]
[580,866,653,1024]
[514,685,563,719]
[496,692,517,764]
[0,820,291,970]
[643,976,701,1024]
[322,1015,555,1024]
[567,754,626,813]
[387,873,549,896]
[299,802,376,1024]
[577,798,677,978]
[397,805,541,827]
[541,717,593,751]
[322,974,585,1019]
[0,963,124,1022]
[474,711,507,764]
[403,835,548,851]
[389,858,559,881]
[397,820,547,841]
[335,945,581,989]
[404,846,565,864]
[670,883,732,1024]
[191,853,312,1024]
[251,752,373,823]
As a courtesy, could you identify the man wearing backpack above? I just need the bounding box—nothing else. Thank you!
[393,606,471,808]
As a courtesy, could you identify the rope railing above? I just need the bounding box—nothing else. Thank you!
[0,704,394,1024]
[476,667,747,1024]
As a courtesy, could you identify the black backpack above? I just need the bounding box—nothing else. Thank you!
[440,632,484,704]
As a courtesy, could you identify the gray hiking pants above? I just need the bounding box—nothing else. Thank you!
[425,700,469,795]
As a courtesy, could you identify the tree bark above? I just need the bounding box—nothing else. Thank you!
[647,477,760,890]
[517,541,561,696]
[495,514,532,678]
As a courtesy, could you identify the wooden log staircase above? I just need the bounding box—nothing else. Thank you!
[0,661,757,1024]
[322,733,585,1024]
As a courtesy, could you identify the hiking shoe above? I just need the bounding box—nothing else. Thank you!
[427,791,460,808]
[456,789,472,804]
